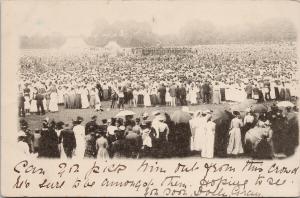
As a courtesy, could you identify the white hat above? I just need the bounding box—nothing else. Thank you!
[119,126,125,131]
[18,130,26,137]
[142,112,149,117]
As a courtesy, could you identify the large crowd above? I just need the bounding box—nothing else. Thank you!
[18,104,298,159]
[18,42,298,116]
[17,42,299,159]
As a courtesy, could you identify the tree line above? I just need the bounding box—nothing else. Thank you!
[21,17,296,49]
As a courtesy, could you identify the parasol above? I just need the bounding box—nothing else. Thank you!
[230,99,257,112]
[252,104,268,113]
[211,109,231,122]
[171,110,192,124]
[115,110,136,118]
[277,101,295,108]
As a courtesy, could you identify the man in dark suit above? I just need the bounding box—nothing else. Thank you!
[158,83,166,106]
[202,81,210,104]
[169,83,177,106]
[179,84,187,106]
[36,91,45,115]
[245,82,253,99]
[19,92,25,117]
[85,115,98,135]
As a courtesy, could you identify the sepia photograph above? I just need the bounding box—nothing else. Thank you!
[15,1,299,161]
[1,1,300,197]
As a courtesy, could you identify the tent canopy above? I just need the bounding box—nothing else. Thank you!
[60,37,89,50]
[104,41,123,56]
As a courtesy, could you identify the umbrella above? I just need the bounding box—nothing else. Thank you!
[171,110,192,124]
[212,109,231,122]
[115,110,136,118]
[252,104,268,113]
[277,101,295,108]
[230,99,257,112]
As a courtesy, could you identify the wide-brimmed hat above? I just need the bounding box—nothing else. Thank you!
[119,126,125,131]
[76,116,84,122]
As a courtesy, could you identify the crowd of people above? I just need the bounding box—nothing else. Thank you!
[18,42,298,116]
[17,42,298,159]
[18,104,298,159]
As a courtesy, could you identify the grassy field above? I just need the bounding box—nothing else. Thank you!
[22,101,233,130]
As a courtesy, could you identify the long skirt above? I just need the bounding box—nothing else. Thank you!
[69,95,75,109]
[193,127,205,151]
[285,88,291,101]
[24,96,31,110]
[150,95,157,106]
[201,132,215,158]
[270,87,276,100]
[90,95,96,107]
[137,95,144,106]
[49,98,58,112]
[103,89,109,101]
[30,100,38,113]
[279,88,285,101]
[43,99,48,111]
[212,90,220,104]
[144,94,151,107]
[63,95,69,108]
[274,87,280,100]
[74,94,82,109]
[220,88,226,101]
[81,94,89,109]
[227,128,244,155]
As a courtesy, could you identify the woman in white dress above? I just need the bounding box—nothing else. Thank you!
[133,88,138,107]
[144,88,151,107]
[189,110,201,151]
[57,86,64,105]
[73,117,86,159]
[227,112,244,155]
[81,86,89,109]
[202,114,216,158]
[186,84,191,104]
[95,88,102,111]
[269,80,276,100]
[193,112,207,152]
[165,86,171,106]
[190,84,198,105]
[24,90,31,116]
[212,82,221,104]
[30,87,38,113]
[89,88,96,109]
[48,91,59,112]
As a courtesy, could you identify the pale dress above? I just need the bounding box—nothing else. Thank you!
[49,92,59,112]
[96,137,109,159]
[227,118,244,155]
[202,121,216,158]
[193,117,207,151]
[73,125,86,159]
[95,89,102,110]
[81,88,89,109]
[24,96,31,110]
[165,88,172,103]
[189,118,198,151]
[144,90,151,107]
[57,89,64,104]
[190,87,198,104]
[30,92,38,113]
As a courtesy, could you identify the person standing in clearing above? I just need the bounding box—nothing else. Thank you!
[73,117,86,159]
[202,113,216,158]
[227,111,244,156]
